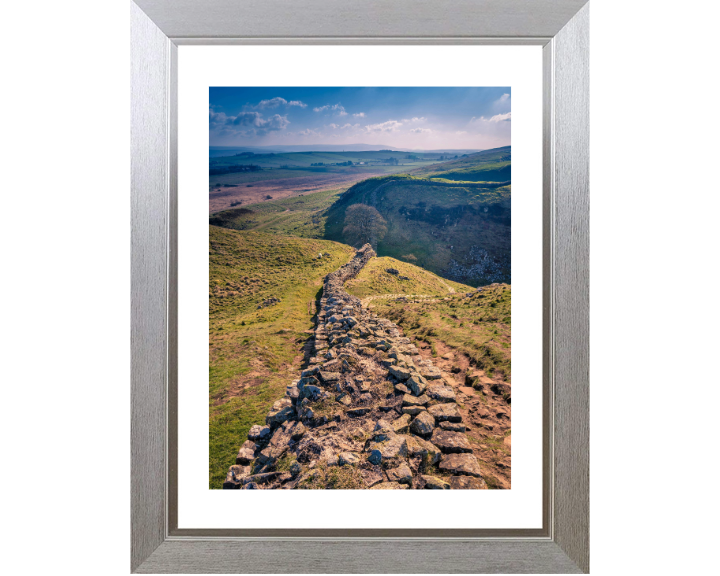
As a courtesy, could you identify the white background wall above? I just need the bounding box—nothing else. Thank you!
[0,1,717,573]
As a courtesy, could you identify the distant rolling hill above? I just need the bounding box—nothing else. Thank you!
[410,145,511,183]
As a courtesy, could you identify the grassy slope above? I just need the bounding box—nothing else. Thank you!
[344,256,471,298]
[209,187,342,238]
[367,283,512,381]
[209,226,354,488]
[410,146,511,182]
[323,174,510,287]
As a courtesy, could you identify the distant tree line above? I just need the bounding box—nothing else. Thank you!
[209,164,262,175]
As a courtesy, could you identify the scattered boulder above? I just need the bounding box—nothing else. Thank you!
[266,398,295,427]
[370,482,408,490]
[431,429,473,453]
[410,411,435,436]
[450,475,488,490]
[247,425,271,443]
[386,463,413,484]
[428,403,462,423]
[236,440,256,465]
[421,475,451,490]
[438,453,484,477]
[338,452,360,466]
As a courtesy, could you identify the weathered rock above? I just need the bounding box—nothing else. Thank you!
[368,435,408,459]
[402,393,430,407]
[289,421,306,440]
[410,410,435,436]
[439,453,483,477]
[426,384,456,403]
[247,425,271,443]
[449,475,488,489]
[391,413,411,434]
[223,465,251,489]
[389,365,412,381]
[402,405,427,416]
[367,449,382,465]
[404,435,442,466]
[394,383,410,395]
[242,471,281,485]
[302,384,322,400]
[266,398,295,427]
[338,452,360,466]
[386,463,413,484]
[407,374,428,396]
[360,467,384,487]
[256,446,286,469]
[439,421,466,432]
[370,482,408,490]
[346,406,371,417]
[319,371,342,383]
[428,403,462,423]
[421,366,443,380]
[422,475,451,489]
[236,440,257,465]
[431,429,473,453]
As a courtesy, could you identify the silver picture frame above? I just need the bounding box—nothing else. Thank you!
[131,0,589,572]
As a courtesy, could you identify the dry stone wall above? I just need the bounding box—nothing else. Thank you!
[223,244,488,490]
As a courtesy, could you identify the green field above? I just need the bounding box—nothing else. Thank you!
[410,146,511,182]
[366,283,512,381]
[208,226,354,488]
[209,187,342,238]
[344,256,472,298]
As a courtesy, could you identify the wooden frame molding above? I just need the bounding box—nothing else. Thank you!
[131,1,589,572]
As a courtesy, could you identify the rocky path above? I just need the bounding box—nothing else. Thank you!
[223,245,489,490]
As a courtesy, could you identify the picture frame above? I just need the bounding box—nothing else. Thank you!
[131,0,589,572]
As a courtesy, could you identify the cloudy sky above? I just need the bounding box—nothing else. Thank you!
[209,87,510,150]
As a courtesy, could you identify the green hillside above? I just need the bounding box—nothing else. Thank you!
[368,283,512,381]
[344,256,472,298]
[209,226,354,488]
[209,187,342,238]
[411,146,511,182]
[323,174,510,287]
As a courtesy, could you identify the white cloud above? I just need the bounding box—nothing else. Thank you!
[410,128,432,134]
[455,130,467,135]
[298,128,319,137]
[470,112,512,124]
[353,112,365,118]
[210,108,290,136]
[364,120,403,133]
[498,93,510,102]
[256,97,307,109]
[314,103,347,116]
[489,112,511,122]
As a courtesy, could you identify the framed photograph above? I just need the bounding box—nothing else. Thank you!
[131,0,589,573]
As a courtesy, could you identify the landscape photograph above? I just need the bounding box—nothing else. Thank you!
[209,87,512,490]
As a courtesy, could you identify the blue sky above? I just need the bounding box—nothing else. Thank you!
[209,87,510,150]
